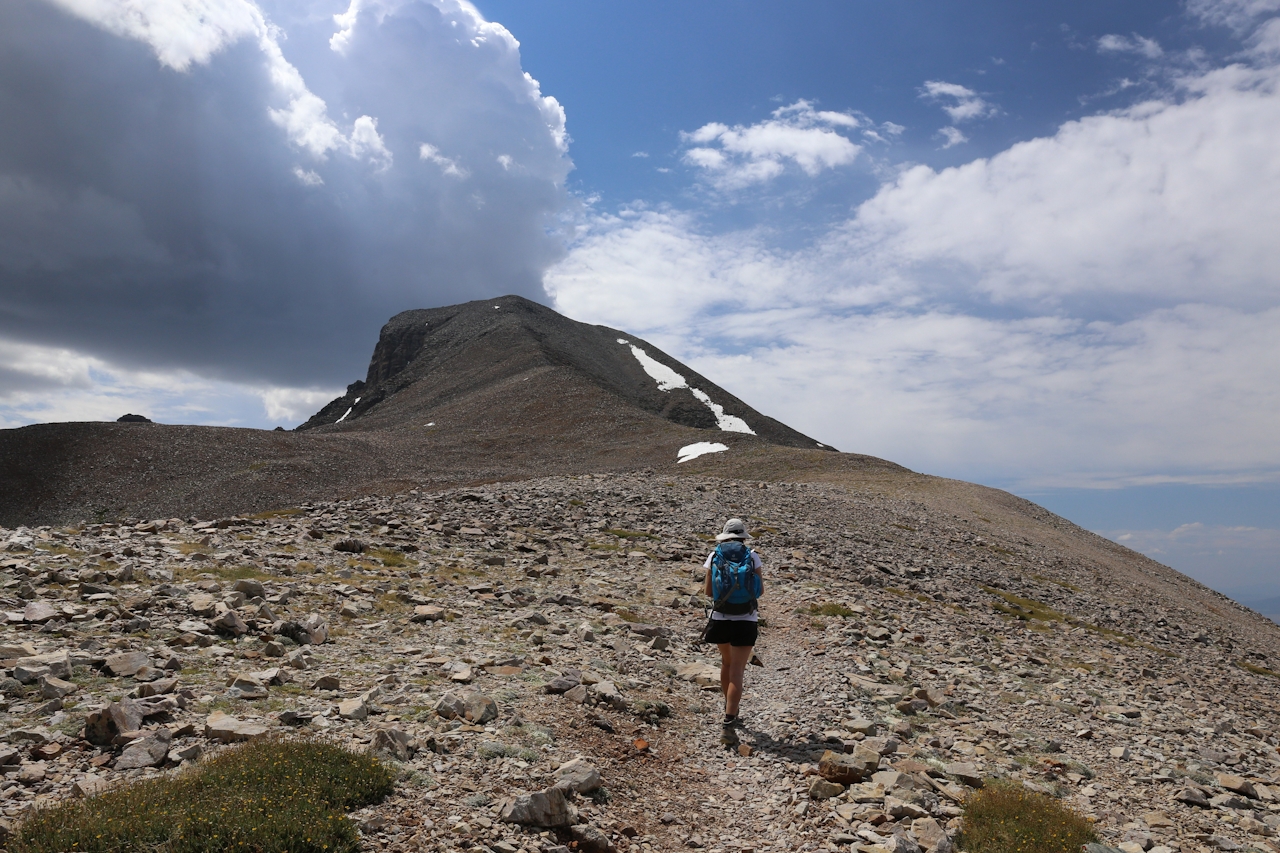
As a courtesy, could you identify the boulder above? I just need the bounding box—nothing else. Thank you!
[498,786,577,827]
[104,651,152,677]
[910,817,952,853]
[15,650,71,681]
[337,697,369,720]
[675,662,721,689]
[434,689,498,723]
[204,711,269,743]
[372,727,416,761]
[569,824,617,853]
[543,675,581,695]
[226,673,269,700]
[1217,773,1258,799]
[84,700,146,746]
[411,605,445,623]
[281,614,328,645]
[808,778,845,800]
[554,757,602,793]
[819,746,880,784]
[209,610,249,637]
[115,729,173,770]
[945,762,984,787]
[22,601,58,623]
[591,681,627,711]
[39,675,78,700]
[232,579,266,599]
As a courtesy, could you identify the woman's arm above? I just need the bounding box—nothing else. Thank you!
[703,564,713,597]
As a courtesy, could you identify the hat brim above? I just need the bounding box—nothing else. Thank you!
[715,531,751,541]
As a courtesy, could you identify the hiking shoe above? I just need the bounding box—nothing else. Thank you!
[723,714,744,729]
[720,724,740,746]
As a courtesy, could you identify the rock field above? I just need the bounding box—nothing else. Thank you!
[1,471,1279,853]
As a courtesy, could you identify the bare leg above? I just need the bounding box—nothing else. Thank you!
[718,643,755,716]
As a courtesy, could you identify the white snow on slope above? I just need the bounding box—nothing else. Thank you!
[624,342,756,434]
[627,344,688,391]
[690,388,754,434]
[678,442,729,463]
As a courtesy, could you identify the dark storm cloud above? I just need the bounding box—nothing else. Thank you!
[0,0,571,386]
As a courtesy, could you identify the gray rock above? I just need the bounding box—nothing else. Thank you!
[15,650,71,681]
[1175,787,1211,807]
[232,579,266,599]
[226,673,269,700]
[337,696,369,720]
[372,727,415,761]
[411,605,445,622]
[115,729,173,769]
[84,700,146,746]
[555,757,602,793]
[497,786,577,827]
[39,675,78,700]
[591,681,627,710]
[22,601,58,623]
[564,684,590,704]
[210,610,249,637]
[543,675,581,694]
[569,824,617,853]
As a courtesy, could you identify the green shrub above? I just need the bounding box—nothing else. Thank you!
[959,781,1096,853]
[13,737,394,853]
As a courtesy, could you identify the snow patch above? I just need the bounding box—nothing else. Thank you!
[678,442,729,463]
[690,389,754,434]
[627,344,687,391]
[616,338,629,344]
[622,341,757,435]
[335,406,353,423]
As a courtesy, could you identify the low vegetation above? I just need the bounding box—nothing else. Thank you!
[807,601,856,618]
[12,737,394,853]
[959,781,1096,853]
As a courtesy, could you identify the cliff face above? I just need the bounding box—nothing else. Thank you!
[296,295,830,452]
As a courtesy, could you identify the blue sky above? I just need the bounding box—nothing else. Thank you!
[0,0,1277,610]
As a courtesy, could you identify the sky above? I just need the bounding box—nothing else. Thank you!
[0,0,1278,609]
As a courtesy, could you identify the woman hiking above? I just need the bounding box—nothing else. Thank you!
[703,517,763,746]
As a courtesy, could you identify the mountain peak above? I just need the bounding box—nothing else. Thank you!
[298,296,829,451]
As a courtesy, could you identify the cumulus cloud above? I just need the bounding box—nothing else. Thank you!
[919,80,998,122]
[0,0,571,392]
[938,126,967,148]
[548,46,1280,489]
[1097,33,1164,58]
[680,100,862,189]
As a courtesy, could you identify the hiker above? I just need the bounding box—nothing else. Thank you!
[703,517,763,745]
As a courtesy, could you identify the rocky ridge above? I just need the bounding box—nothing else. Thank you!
[1,472,1278,853]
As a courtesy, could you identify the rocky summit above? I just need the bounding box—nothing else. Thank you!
[2,467,1279,853]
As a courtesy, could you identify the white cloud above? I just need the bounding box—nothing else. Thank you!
[547,52,1280,489]
[0,339,338,429]
[920,80,998,122]
[680,100,862,189]
[419,143,467,178]
[1097,33,1164,58]
[938,126,968,148]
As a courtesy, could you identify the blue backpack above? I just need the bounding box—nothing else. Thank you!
[711,540,762,615]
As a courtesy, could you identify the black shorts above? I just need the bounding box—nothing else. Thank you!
[705,619,758,647]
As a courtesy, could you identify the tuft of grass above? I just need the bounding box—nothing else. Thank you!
[959,781,1095,853]
[368,548,413,568]
[12,737,393,853]
[604,528,658,540]
[1238,659,1280,679]
[249,508,305,520]
[984,588,1066,624]
[808,602,856,618]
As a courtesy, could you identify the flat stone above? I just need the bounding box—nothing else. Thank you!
[312,675,341,691]
[104,651,152,677]
[227,673,269,699]
[945,762,984,787]
[22,601,58,623]
[337,697,369,720]
[15,651,71,681]
[411,605,445,622]
[204,711,269,743]
[39,674,78,699]
[1217,773,1258,798]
